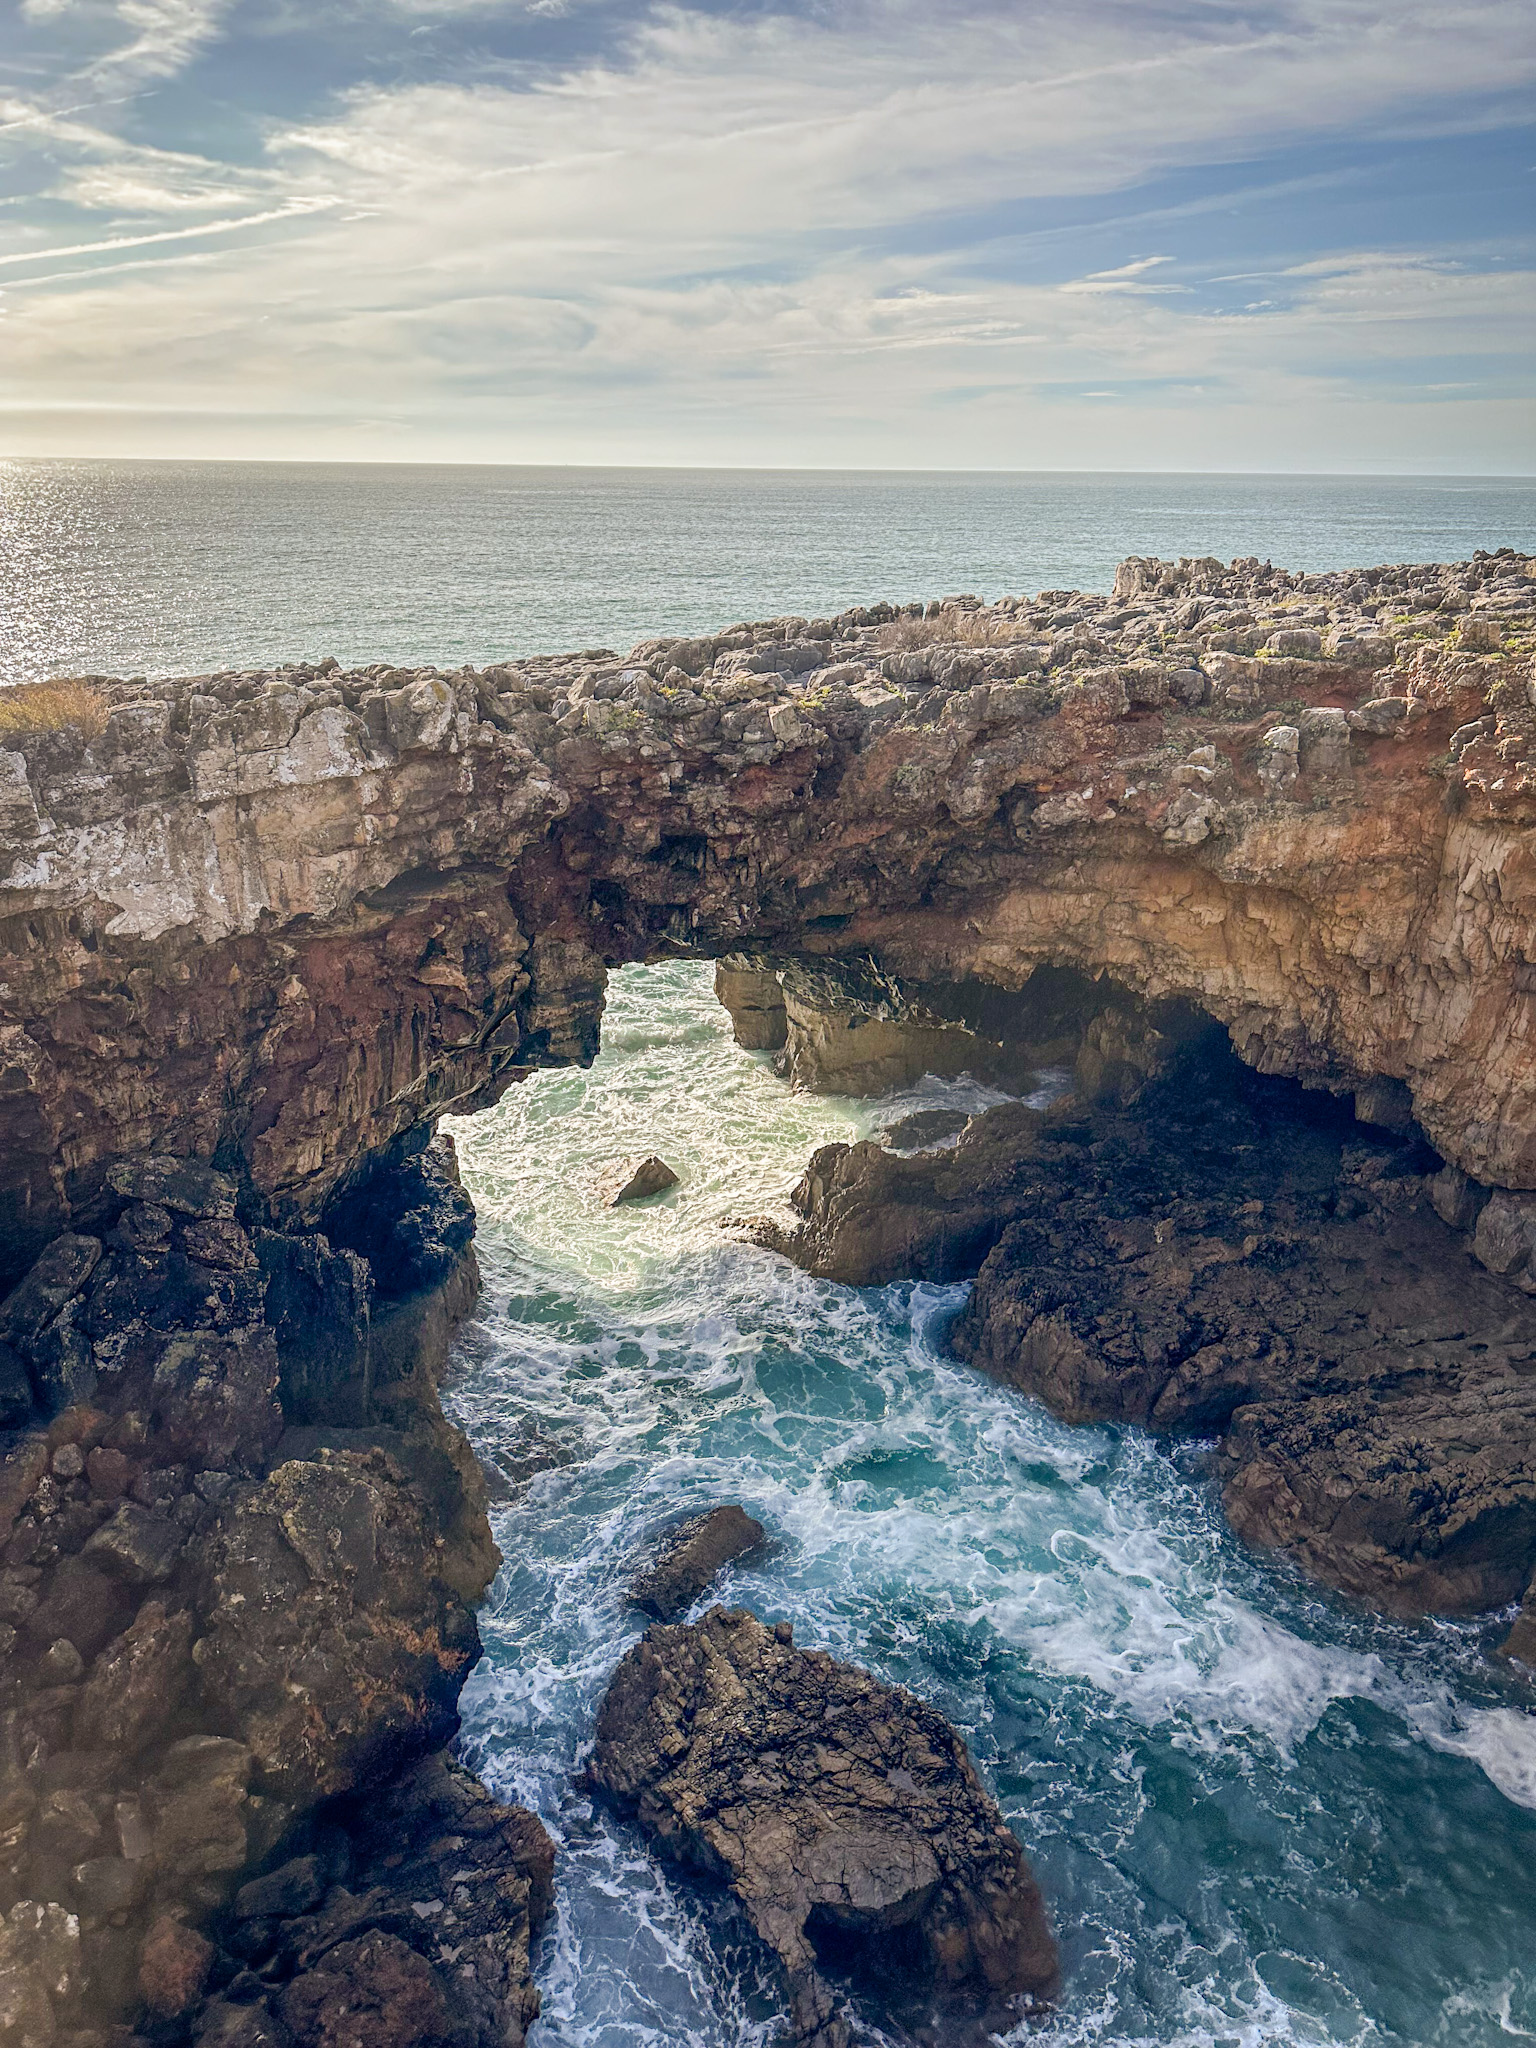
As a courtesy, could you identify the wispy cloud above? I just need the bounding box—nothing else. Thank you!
[0,0,1531,467]
[0,199,338,271]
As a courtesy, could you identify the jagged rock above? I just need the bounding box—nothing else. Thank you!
[629,1505,766,1619]
[3,554,1535,1287]
[0,1151,547,2045]
[604,1155,680,1204]
[770,1034,1536,1618]
[586,1606,1057,2045]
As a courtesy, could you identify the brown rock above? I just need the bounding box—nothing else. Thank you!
[630,1505,766,1620]
[604,1155,680,1205]
[75,1602,196,1754]
[139,1914,214,2019]
[86,1448,133,1501]
[586,1605,1057,2044]
[277,1929,450,2048]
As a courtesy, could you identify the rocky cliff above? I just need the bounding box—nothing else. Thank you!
[3,545,1536,2034]
[2,547,1534,1281]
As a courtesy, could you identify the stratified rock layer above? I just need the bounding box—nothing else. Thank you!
[585,1605,1057,2046]
[2,550,1534,1293]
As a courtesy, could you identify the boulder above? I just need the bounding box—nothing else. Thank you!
[629,1505,766,1620]
[585,1605,1057,2044]
[604,1155,680,1205]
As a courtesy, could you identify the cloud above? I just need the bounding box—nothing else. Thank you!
[0,0,1531,466]
[0,199,338,270]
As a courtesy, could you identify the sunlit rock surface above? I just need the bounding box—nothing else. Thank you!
[2,549,1534,1283]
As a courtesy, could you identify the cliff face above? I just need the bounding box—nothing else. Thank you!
[1,549,1534,1293]
[2,548,1535,2033]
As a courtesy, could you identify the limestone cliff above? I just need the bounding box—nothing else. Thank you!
[3,545,1536,2034]
[1,548,1534,1291]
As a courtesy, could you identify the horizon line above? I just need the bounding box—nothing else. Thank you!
[2,454,1534,483]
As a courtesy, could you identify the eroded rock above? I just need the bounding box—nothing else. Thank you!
[629,1504,766,1619]
[768,1032,1536,1620]
[585,1605,1057,2045]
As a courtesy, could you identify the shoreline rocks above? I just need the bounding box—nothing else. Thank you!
[762,1032,1536,1630]
[0,1140,552,2044]
[3,551,1535,1287]
[628,1504,766,1620]
[583,1605,1057,2046]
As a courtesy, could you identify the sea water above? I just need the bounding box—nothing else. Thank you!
[445,963,1536,2048]
[3,460,1534,687]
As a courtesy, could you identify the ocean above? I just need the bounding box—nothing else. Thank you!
[6,460,1535,2043]
[1,460,1533,686]
[445,967,1536,2048]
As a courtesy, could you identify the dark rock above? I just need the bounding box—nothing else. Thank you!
[76,1602,197,1754]
[28,1556,136,1663]
[197,1995,296,2045]
[107,1158,237,1221]
[277,1929,447,2048]
[39,1637,85,1684]
[879,1108,971,1153]
[586,1605,1057,2045]
[630,1505,767,1620]
[775,1040,1536,1621]
[87,1447,133,1500]
[0,1234,104,1348]
[0,1340,35,1427]
[253,1233,372,1429]
[605,1155,681,1205]
[0,1151,543,2045]
[139,1913,215,2018]
[85,1504,185,1586]
[233,1856,324,1923]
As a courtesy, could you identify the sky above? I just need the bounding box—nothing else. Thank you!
[0,0,1532,471]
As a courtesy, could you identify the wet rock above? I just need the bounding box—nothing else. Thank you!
[604,1155,680,1205]
[139,1913,214,2018]
[774,1036,1536,1621]
[585,1605,1057,2045]
[84,1504,185,1585]
[629,1505,766,1619]
[879,1108,972,1153]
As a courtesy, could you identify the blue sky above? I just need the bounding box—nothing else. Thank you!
[0,0,1532,469]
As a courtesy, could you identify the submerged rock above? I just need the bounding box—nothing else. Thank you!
[585,1605,1057,2045]
[629,1503,766,1619]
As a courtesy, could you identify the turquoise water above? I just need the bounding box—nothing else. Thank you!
[3,459,1534,686]
[446,964,1536,2048]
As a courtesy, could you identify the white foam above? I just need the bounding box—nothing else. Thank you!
[441,961,1536,2048]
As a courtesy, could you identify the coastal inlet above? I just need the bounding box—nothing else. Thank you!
[447,962,1536,2048]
